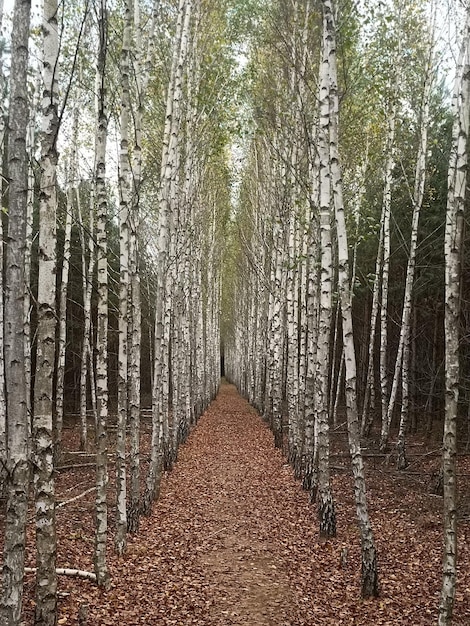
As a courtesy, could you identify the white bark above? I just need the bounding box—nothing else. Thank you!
[324,0,378,596]
[33,1,60,622]
[0,211,5,482]
[395,46,434,469]
[78,182,96,451]
[302,204,320,492]
[25,568,97,582]
[126,0,160,533]
[0,0,5,163]
[1,1,32,623]
[24,79,39,437]
[361,202,385,436]
[316,15,335,537]
[55,141,75,459]
[439,12,470,624]
[93,1,109,588]
[144,0,191,513]
[115,0,132,556]
[128,221,142,531]
[270,210,285,449]
[378,45,401,451]
[303,134,321,492]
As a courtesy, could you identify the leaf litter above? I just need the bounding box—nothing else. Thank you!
[11,382,470,624]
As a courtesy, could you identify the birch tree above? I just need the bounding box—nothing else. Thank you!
[93,0,109,588]
[126,0,159,533]
[1,0,32,623]
[115,0,133,556]
[321,0,378,596]
[394,30,435,469]
[439,9,470,624]
[78,180,96,451]
[143,0,192,513]
[32,0,60,621]
[55,153,74,461]
[316,5,336,537]
[360,6,401,440]
[0,1,6,484]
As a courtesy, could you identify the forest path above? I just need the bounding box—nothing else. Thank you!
[174,381,294,625]
[50,381,468,625]
[88,381,324,625]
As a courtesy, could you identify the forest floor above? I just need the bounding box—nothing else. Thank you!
[13,382,470,625]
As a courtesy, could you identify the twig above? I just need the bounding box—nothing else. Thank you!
[62,480,89,494]
[56,461,115,471]
[56,463,96,471]
[205,527,227,540]
[57,487,97,509]
[406,448,442,469]
[64,451,95,456]
[25,567,96,582]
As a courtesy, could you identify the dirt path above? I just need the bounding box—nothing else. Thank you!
[185,384,293,625]
[86,382,318,625]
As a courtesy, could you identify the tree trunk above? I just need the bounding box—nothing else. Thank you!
[78,182,96,452]
[127,222,142,532]
[126,0,160,534]
[315,12,336,538]
[93,0,110,589]
[438,12,470,624]
[24,78,39,445]
[55,129,75,461]
[115,0,132,556]
[378,43,401,452]
[395,47,434,468]
[144,0,191,513]
[323,0,378,596]
[1,1,32,623]
[33,1,60,622]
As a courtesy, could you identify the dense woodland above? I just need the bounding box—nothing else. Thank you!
[1,0,470,624]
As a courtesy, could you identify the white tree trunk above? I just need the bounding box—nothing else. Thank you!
[24,80,41,439]
[126,0,159,533]
[270,216,285,449]
[128,221,142,531]
[1,1,32,623]
[316,15,336,537]
[439,12,470,624]
[78,183,96,451]
[144,0,191,513]
[303,141,321,493]
[0,0,5,167]
[55,132,75,460]
[93,1,109,588]
[115,0,133,556]
[0,214,5,485]
[361,202,385,436]
[0,19,9,480]
[378,54,400,451]
[395,47,434,469]
[324,0,378,596]
[33,1,60,622]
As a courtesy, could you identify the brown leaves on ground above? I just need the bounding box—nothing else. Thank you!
[14,383,470,624]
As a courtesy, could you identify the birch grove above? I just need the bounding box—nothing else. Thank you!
[0,0,469,621]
